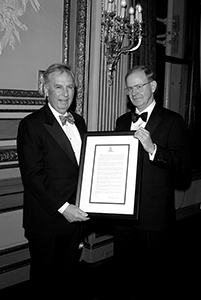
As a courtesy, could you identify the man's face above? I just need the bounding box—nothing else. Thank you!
[45,71,75,115]
[126,70,156,112]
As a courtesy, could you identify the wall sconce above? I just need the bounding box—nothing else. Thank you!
[101,0,143,85]
[156,17,178,48]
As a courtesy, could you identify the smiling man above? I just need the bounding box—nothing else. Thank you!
[43,64,75,115]
[113,65,191,300]
[17,63,89,297]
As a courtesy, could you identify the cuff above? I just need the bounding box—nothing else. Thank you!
[149,143,157,161]
[58,202,70,214]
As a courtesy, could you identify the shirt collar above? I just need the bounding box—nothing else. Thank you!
[48,103,69,126]
[48,103,67,117]
[135,100,156,122]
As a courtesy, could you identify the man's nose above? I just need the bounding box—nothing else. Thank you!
[62,87,69,96]
[131,88,138,95]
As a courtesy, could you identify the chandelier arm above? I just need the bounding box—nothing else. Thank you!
[108,36,143,79]
[124,36,143,53]
[110,35,142,65]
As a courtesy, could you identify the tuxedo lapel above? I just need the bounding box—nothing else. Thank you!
[119,112,133,131]
[42,105,78,167]
[145,105,163,134]
[125,113,133,130]
[71,111,85,141]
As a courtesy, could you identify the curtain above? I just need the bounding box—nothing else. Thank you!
[130,0,157,74]
[185,0,201,176]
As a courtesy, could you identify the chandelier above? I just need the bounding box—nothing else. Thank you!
[101,0,143,84]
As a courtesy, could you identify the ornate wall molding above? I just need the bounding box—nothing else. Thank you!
[75,0,88,117]
[0,149,18,164]
[62,0,70,64]
[0,90,43,99]
[0,98,45,106]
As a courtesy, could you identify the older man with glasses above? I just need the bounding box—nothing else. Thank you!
[113,65,191,300]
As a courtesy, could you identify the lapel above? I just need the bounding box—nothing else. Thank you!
[145,105,163,135]
[71,111,86,141]
[42,105,78,167]
[123,112,133,131]
[118,105,163,134]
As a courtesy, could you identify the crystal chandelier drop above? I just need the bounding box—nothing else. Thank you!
[101,0,144,84]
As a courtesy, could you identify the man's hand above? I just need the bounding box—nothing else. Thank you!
[134,127,155,154]
[62,204,90,223]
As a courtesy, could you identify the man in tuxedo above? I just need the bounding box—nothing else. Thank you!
[113,65,191,299]
[17,63,89,296]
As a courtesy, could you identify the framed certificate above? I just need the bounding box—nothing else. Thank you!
[76,132,142,219]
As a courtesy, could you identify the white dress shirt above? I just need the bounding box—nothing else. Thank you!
[130,100,157,160]
[130,100,156,131]
[48,103,82,213]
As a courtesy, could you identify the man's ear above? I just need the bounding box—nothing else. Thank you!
[44,85,48,98]
[151,80,157,93]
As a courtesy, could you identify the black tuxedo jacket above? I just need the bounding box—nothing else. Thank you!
[115,105,190,231]
[17,104,87,235]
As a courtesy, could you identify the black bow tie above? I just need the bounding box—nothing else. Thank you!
[59,112,75,125]
[131,112,148,123]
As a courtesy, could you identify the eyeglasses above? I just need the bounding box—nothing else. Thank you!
[125,81,152,94]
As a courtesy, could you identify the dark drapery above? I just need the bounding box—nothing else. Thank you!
[130,0,157,75]
[185,0,201,177]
